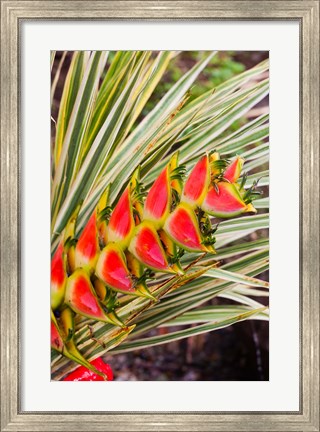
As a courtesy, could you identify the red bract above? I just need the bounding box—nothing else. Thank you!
[65,269,126,327]
[143,166,171,229]
[96,244,134,294]
[202,182,255,218]
[63,357,113,381]
[65,269,106,320]
[75,212,99,272]
[51,243,67,310]
[108,187,134,248]
[164,203,208,252]
[181,155,210,208]
[129,221,175,273]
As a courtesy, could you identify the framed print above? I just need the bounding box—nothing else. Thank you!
[1,1,319,431]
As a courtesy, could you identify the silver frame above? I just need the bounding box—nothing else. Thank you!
[1,1,319,431]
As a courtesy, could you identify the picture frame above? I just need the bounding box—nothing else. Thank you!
[1,1,319,431]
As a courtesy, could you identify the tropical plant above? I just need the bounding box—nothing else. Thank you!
[51,51,269,381]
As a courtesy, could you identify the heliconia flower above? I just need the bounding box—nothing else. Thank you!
[181,154,210,208]
[63,357,113,381]
[129,221,176,273]
[223,156,244,183]
[75,212,99,272]
[164,202,210,252]
[143,165,171,229]
[202,181,256,218]
[51,243,67,310]
[108,187,135,249]
[65,269,125,327]
[95,244,135,295]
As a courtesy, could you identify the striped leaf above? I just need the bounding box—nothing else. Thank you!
[109,307,267,354]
